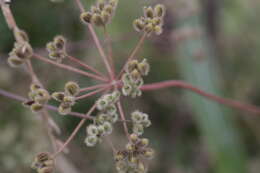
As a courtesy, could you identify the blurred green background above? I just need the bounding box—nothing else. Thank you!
[1,0,260,172]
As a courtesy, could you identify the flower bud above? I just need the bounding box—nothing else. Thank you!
[130,133,139,143]
[92,13,104,26]
[87,124,99,136]
[65,81,80,96]
[7,56,23,67]
[101,11,110,24]
[154,4,166,18]
[143,148,155,159]
[54,35,66,50]
[14,29,29,42]
[31,103,43,112]
[144,7,154,18]
[122,84,132,96]
[138,59,150,76]
[58,104,71,115]
[133,19,145,32]
[85,135,98,147]
[144,23,153,34]
[139,138,149,147]
[104,4,113,14]
[52,92,65,102]
[80,12,92,23]
[131,111,143,123]
[154,25,163,35]
[103,121,113,135]
[133,124,144,136]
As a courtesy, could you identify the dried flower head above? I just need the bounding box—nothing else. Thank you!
[133,4,166,36]
[80,0,118,26]
[46,35,67,63]
[52,81,80,115]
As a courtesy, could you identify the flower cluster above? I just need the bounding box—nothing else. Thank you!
[114,133,155,173]
[133,4,166,36]
[131,111,151,136]
[46,35,67,63]
[85,91,120,147]
[52,81,80,115]
[7,29,33,67]
[122,59,150,98]
[80,0,118,27]
[24,84,50,112]
[31,152,54,173]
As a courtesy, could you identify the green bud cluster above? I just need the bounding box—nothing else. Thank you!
[122,59,150,98]
[23,84,50,112]
[80,0,118,27]
[46,35,67,63]
[31,152,54,173]
[131,111,151,136]
[51,81,80,115]
[8,29,33,67]
[133,4,166,36]
[114,133,155,173]
[85,91,120,147]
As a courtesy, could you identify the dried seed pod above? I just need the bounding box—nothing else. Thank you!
[80,12,93,23]
[91,13,104,26]
[143,148,155,159]
[46,42,57,52]
[130,133,139,143]
[31,103,43,112]
[91,6,100,13]
[154,25,162,35]
[65,81,80,96]
[96,98,108,110]
[7,56,23,67]
[54,35,66,50]
[144,7,154,18]
[51,92,65,102]
[58,104,71,115]
[35,88,50,104]
[104,4,113,14]
[139,138,149,147]
[137,59,150,76]
[101,11,110,24]
[144,23,153,34]
[131,111,143,123]
[97,0,105,10]
[87,124,99,136]
[122,84,132,96]
[38,166,54,173]
[85,135,98,147]
[133,19,145,32]
[130,69,141,81]
[154,4,166,18]
[133,123,144,136]
[103,121,113,135]
[14,29,29,42]
[109,0,118,7]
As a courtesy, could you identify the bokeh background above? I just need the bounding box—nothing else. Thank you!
[1,0,260,172]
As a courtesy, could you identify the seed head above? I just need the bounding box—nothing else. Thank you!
[85,135,98,147]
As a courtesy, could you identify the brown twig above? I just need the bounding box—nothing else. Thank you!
[117,33,147,78]
[33,53,108,82]
[141,80,260,115]
[52,104,97,158]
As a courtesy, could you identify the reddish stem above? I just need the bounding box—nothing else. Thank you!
[67,55,107,80]
[0,88,90,119]
[141,80,260,115]
[80,83,110,93]
[72,0,114,80]
[117,33,146,78]
[76,87,109,100]
[117,101,130,139]
[52,104,97,158]
[33,54,108,82]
